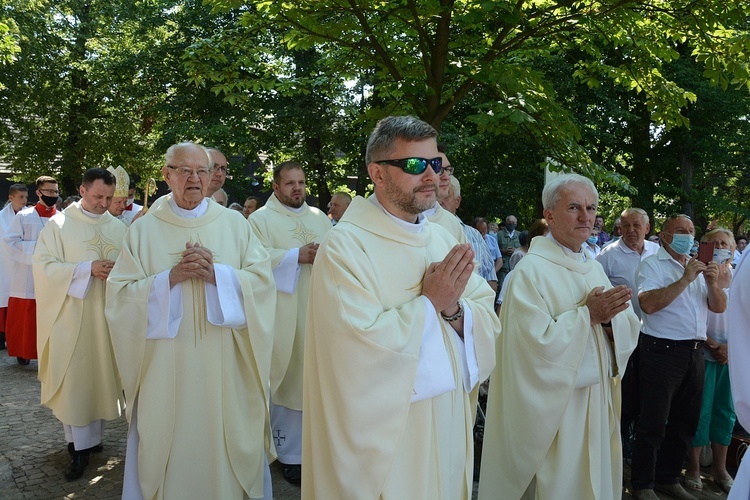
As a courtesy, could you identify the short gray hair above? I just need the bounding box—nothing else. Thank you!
[621,207,649,225]
[542,173,598,210]
[449,176,461,198]
[165,142,211,169]
[331,191,352,203]
[365,116,438,166]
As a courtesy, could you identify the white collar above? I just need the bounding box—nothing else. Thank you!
[546,232,587,262]
[368,193,426,234]
[421,201,440,217]
[282,203,304,213]
[77,201,103,219]
[169,197,208,218]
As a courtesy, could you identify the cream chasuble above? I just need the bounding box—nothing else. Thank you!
[424,202,468,245]
[248,193,330,410]
[33,203,126,426]
[302,196,500,500]
[478,236,639,500]
[105,196,276,500]
[729,252,750,499]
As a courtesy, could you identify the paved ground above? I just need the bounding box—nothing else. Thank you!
[0,352,299,499]
[0,349,731,499]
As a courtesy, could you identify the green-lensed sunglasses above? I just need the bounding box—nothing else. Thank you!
[376,157,443,175]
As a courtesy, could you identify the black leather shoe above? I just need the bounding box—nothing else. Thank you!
[68,443,103,456]
[16,357,30,365]
[281,463,301,486]
[65,452,89,481]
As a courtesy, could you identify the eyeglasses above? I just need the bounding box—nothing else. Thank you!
[376,157,442,175]
[167,165,212,178]
[38,188,59,195]
[213,165,228,174]
[440,166,455,176]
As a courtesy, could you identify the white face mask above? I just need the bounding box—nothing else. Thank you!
[713,248,733,264]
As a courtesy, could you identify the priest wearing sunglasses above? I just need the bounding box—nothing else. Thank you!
[419,148,468,245]
[302,115,500,499]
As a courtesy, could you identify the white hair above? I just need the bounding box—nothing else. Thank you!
[621,207,649,225]
[542,173,598,210]
[449,176,461,198]
[164,142,211,169]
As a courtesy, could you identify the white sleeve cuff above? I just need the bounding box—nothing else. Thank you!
[146,270,183,339]
[454,300,480,392]
[205,263,247,329]
[67,261,93,299]
[273,248,301,294]
[411,297,456,403]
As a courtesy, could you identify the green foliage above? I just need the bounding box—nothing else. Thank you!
[193,0,750,212]
[0,10,20,73]
[1,0,749,230]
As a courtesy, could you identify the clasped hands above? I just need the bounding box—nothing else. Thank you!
[169,242,216,287]
[299,242,320,264]
[587,285,632,327]
[423,244,474,317]
[91,259,116,281]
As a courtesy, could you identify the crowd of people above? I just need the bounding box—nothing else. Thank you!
[0,115,748,500]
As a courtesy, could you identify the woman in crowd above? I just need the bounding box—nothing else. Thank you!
[685,227,736,494]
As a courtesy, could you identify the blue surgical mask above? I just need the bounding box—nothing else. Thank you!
[669,233,694,256]
[713,248,732,264]
[587,236,598,245]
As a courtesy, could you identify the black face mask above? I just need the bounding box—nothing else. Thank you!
[40,194,58,207]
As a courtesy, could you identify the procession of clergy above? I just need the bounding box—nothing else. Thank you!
[0,114,748,500]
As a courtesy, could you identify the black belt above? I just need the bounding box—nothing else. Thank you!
[641,333,705,350]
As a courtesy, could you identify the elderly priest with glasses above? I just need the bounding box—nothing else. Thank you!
[302,116,500,499]
[106,142,277,500]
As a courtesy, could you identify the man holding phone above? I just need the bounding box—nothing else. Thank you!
[630,214,728,500]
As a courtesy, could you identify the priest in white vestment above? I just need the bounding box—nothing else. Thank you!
[303,116,500,499]
[479,173,640,500]
[422,143,467,244]
[33,168,126,480]
[729,251,750,499]
[106,142,276,500]
[248,161,331,484]
[0,183,28,349]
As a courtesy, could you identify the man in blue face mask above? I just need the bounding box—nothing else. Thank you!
[630,214,729,500]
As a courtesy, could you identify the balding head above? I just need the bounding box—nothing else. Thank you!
[328,192,352,222]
